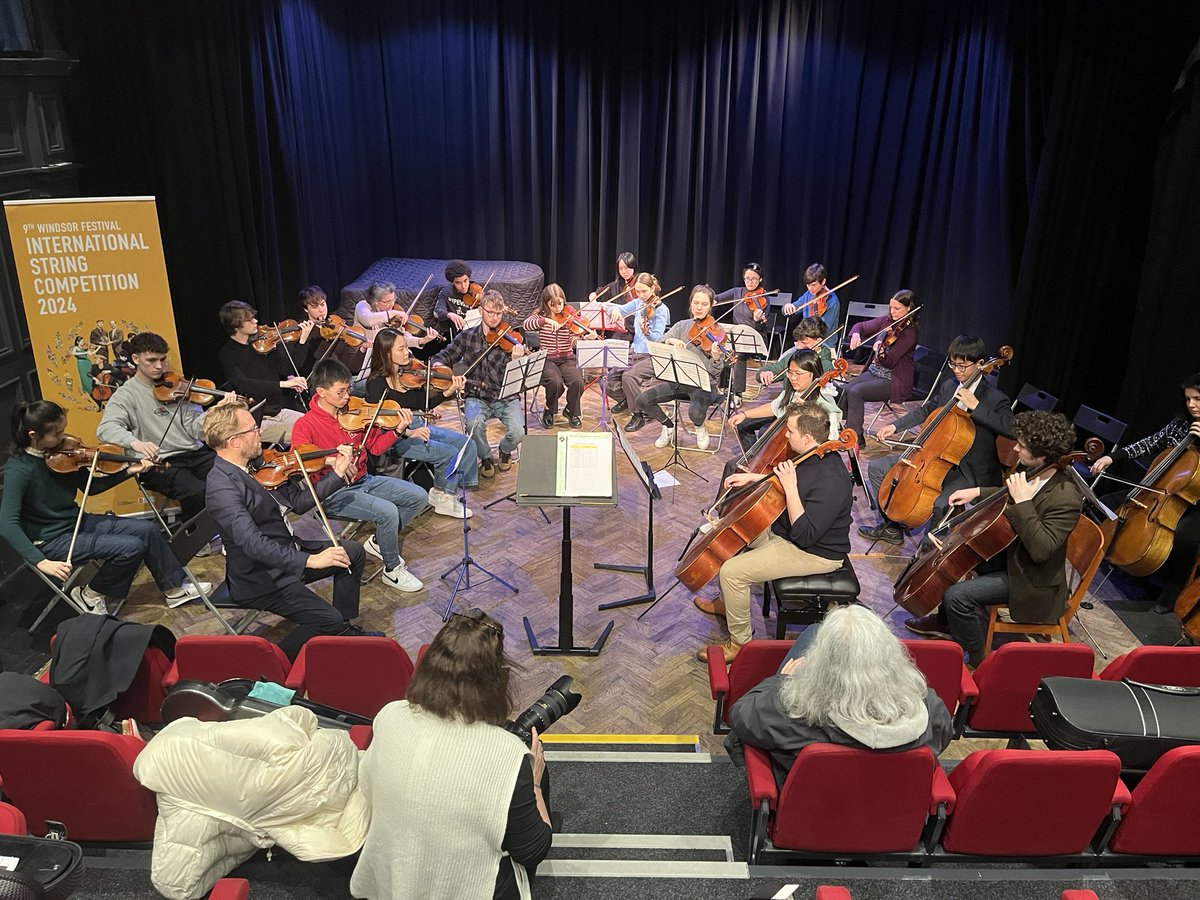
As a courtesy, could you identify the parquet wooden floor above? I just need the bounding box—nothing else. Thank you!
[116,376,1145,757]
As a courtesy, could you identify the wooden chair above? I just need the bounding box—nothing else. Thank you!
[983,515,1104,654]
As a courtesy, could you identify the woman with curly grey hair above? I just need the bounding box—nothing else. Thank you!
[726,604,953,787]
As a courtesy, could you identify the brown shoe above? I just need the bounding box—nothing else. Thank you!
[693,595,726,618]
[904,610,951,640]
[696,638,743,664]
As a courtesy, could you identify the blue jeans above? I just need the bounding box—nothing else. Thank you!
[464,397,524,461]
[38,513,187,599]
[943,571,1010,654]
[323,475,428,569]
[390,424,478,491]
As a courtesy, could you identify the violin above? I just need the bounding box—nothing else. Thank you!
[396,358,459,394]
[43,435,163,475]
[876,314,915,363]
[460,281,485,309]
[336,397,410,433]
[676,430,858,592]
[797,275,860,318]
[402,315,438,341]
[1100,429,1200,577]
[317,316,368,349]
[686,315,736,364]
[153,373,250,407]
[551,305,593,338]
[892,439,1104,617]
[714,288,780,313]
[251,320,306,355]
[876,346,1014,528]
[253,444,340,489]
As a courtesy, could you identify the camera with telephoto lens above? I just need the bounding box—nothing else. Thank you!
[504,675,581,746]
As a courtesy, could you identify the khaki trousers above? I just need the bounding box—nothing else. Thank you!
[259,408,303,446]
[719,528,841,644]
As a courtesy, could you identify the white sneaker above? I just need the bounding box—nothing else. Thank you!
[654,424,675,448]
[382,563,423,593]
[694,425,710,451]
[163,581,214,608]
[363,535,404,567]
[429,487,474,519]
[70,585,108,615]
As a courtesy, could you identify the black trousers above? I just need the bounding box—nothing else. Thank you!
[139,446,217,523]
[541,356,585,416]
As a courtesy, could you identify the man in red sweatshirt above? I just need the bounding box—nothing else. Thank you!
[291,359,429,593]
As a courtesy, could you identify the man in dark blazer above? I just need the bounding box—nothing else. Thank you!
[203,401,372,656]
[936,410,1083,667]
[861,335,1014,547]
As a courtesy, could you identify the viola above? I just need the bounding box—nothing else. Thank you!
[251,320,305,355]
[1100,430,1200,577]
[483,322,525,353]
[317,316,368,349]
[876,346,1014,528]
[686,315,735,364]
[253,443,340,489]
[396,359,459,393]
[43,435,164,475]
[675,430,857,592]
[892,440,1104,616]
[731,359,850,485]
[152,373,249,407]
[336,396,409,433]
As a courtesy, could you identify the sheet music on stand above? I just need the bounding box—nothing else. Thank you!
[725,324,769,358]
[516,432,617,506]
[464,307,483,330]
[576,339,630,372]
[647,341,710,393]
[578,301,625,333]
[498,348,547,400]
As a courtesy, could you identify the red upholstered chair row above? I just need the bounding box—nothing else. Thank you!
[708,639,978,737]
[1098,646,1200,686]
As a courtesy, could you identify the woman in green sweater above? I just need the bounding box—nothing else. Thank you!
[0,400,210,615]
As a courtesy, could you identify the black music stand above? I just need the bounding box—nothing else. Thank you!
[576,338,630,431]
[648,342,710,481]
[595,421,660,610]
[516,433,617,655]
[483,349,551,523]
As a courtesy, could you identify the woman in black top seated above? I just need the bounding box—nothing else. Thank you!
[351,610,553,900]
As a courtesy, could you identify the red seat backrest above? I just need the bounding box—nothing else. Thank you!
[110,646,173,724]
[1108,746,1200,856]
[773,744,937,853]
[902,639,964,715]
[724,641,790,723]
[0,801,26,836]
[290,637,414,719]
[942,749,1120,856]
[968,643,1094,733]
[173,636,290,686]
[0,731,156,841]
[1099,646,1200,687]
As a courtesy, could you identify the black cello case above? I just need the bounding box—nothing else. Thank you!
[1030,676,1200,773]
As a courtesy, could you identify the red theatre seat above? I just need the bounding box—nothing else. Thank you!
[901,639,979,738]
[285,636,414,719]
[0,801,26,836]
[1061,893,1099,900]
[1103,746,1200,859]
[963,643,1095,742]
[937,749,1127,859]
[815,888,852,900]
[209,878,250,900]
[0,730,157,841]
[746,743,952,863]
[706,640,791,734]
[163,635,291,689]
[1099,646,1200,687]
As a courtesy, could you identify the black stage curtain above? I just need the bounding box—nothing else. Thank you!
[52,1,1199,422]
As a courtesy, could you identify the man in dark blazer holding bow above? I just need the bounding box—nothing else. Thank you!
[203,400,371,656]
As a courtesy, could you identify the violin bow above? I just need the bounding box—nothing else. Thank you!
[796,275,859,314]
[65,451,103,569]
[404,273,435,319]
[293,446,348,569]
[848,305,922,352]
[273,324,310,407]
[712,289,780,309]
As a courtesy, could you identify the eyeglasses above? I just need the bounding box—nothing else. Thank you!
[451,608,503,635]
[946,361,975,372]
[231,424,261,439]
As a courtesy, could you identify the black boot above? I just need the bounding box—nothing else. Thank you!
[858,520,904,545]
[904,609,951,639]
[610,399,628,414]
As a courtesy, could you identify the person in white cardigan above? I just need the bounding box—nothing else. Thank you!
[351,609,553,900]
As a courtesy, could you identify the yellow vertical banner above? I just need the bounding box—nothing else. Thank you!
[3,196,184,514]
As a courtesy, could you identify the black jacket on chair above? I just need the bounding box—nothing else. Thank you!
[205,456,347,602]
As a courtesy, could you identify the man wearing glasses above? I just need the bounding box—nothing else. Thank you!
[858,335,1013,568]
[204,401,378,657]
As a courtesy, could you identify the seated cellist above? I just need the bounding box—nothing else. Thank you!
[692,401,853,664]
[930,411,1082,668]
[859,335,1013,547]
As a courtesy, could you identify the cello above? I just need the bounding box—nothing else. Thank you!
[892,438,1104,616]
[876,346,1014,528]
[676,430,857,592]
[1099,431,1200,577]
[1173,549,1200,644]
